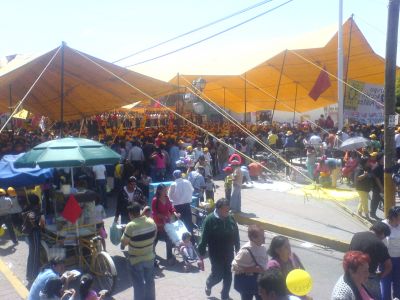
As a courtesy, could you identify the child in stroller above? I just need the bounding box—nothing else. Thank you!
[179,232,203,272]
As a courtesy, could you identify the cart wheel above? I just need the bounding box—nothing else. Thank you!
[93,251,117,292]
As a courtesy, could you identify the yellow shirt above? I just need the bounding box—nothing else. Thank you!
[268,134,278,145]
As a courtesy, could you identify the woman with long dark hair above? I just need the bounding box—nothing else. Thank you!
[151,184,180,265]
[266,236,304,279]
[24,193,43,282]
[79,273,107,300]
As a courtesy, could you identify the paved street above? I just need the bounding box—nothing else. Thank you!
[0,181,365,299]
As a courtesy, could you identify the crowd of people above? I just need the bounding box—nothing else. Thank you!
[2,112,400,299]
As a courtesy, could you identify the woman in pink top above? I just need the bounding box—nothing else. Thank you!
[152,184,180,265]
[151,148,166,181]
[79,273,108,300]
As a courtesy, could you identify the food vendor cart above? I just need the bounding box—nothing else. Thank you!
[14,137,120,291]
[40,189,117,291]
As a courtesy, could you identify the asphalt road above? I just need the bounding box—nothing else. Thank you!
[0,213,344,300]
[0,179,365,300]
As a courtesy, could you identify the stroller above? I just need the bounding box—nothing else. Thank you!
[178,232,203,272]
[164,220,203,272]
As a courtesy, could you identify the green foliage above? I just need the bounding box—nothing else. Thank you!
[396,76,400,107]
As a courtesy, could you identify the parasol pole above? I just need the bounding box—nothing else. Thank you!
[70,167,83,268]
[60,42,66,138]
[271,49,287,124]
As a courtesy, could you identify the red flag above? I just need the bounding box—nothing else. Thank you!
[308,68,331,100]
[61,194,82,224]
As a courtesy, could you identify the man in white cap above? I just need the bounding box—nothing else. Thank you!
[168,170,195,239]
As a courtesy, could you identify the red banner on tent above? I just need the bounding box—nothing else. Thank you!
[309,68,331,101]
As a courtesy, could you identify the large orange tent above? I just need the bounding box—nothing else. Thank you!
[0,45,180,121]
[170,18,393,114]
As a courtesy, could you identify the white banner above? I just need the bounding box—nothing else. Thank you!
[344,80,384,124]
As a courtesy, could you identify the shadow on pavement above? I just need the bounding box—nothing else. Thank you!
[0,240,17,256]
[237,212,256,218]
[302,217,357,235]
[110,255,132,296]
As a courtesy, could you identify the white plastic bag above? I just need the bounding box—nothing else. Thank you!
[164,219,189,246]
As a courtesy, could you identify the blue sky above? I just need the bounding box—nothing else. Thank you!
[0,0,395,80]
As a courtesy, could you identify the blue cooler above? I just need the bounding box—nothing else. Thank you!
[148,181,174,206]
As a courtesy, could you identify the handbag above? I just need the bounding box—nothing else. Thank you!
[233,247,261,294]
[164,219,189,246]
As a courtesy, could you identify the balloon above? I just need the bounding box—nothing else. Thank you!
[286,269,313,296]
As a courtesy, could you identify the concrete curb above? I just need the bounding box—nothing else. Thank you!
[233,213,350,253]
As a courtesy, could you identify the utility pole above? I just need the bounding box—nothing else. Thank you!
[384,0,400,216]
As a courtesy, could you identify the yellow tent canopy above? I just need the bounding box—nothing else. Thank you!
[0,45,180,121]
[170,18,393,113]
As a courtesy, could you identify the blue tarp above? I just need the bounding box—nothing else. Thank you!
[0,153,53,188]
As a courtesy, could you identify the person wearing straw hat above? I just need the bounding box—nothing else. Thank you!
[369,133,381,152]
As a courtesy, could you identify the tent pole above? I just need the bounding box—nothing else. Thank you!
[176,73,180,137]
[271,49,287,124]
[292,83,298,125]
[337,0,344,130]
[244,73,247,124]
[9,84,13,131]
[79,118,85,137]
[223,87,226,124]
[60,42,66,138]
[223,87,226,111]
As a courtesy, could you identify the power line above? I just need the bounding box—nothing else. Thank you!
[113,0,275,63]
[125,0,295,68]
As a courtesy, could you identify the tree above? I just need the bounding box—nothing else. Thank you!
[396,76,400,107]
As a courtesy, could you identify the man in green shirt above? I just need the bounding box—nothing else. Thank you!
[198,198,240,300]
[121,203,157,300]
